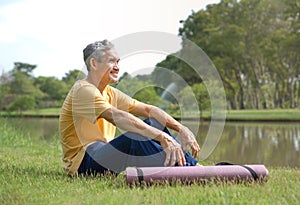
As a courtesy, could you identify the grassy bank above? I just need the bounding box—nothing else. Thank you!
[225,109,300,121]
[0,108,61,117]
[196,109,300,121]
[1,108,300,121]
[0,119,299,205]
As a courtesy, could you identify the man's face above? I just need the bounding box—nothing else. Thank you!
[96,49,120,84]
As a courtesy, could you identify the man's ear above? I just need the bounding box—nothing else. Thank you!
[89,58,97,70]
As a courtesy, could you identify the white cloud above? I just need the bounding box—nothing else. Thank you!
[0,0,220,78]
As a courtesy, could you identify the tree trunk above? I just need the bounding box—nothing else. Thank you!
[255,89,260,109]
[290,77,295,108]
[297,79,300,108]
[274,82,280,108]
[235,69,245,109]
[230,95,238,110]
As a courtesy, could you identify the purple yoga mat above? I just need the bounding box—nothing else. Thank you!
[126,165,269,185]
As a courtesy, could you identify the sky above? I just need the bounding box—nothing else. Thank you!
[0,0,220,79]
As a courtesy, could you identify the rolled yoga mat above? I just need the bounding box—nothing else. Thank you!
[126,165,269,185]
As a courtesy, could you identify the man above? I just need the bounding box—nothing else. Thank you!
[59,40,200,176]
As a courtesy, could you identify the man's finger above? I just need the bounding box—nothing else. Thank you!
[192,142,200,158]
[164,150,171,166]
[176,150,183,166]
[181,150,186,165]
[192,145,197,158]
[169,149,176,166]
[192,149,198,158]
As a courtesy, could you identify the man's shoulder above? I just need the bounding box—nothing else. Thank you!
[73,80,96,90]
[70,80,102,99]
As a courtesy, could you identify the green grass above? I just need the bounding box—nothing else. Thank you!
[225,109,300,121]
[0,119,299,205]
[0,108,61,117]
[183,109,300,121]
[1,108,300,121]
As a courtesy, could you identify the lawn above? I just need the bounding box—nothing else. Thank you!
[0,119,299,205]
[0,108,61,117]
[2,108,300,121]
[225,109,300,121]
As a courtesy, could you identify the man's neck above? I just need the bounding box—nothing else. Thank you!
[86,73,108,93]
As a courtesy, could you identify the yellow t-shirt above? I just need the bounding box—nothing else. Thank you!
[59,80,137,175]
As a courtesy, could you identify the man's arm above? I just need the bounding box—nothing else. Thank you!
[131,101,200,158]
[99,107,186,166]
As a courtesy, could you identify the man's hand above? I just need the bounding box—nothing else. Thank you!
[131,103,200,160]
[159,133,186,166]
[179,126,200,158]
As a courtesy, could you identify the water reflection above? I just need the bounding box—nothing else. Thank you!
[5,117,60,140]
[198,122,300,168]
[2,118,299,167]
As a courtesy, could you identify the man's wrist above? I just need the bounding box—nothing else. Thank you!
[178,124,185,134]
[154,132,165,143]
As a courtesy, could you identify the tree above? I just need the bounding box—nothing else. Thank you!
[155,56,203,85]
[5,62,43,111]
[62,69,85,89]
[0,70,12,110]
[35,76,68,107]
[13,62,36,76]
[9,63,38,95]
[176,0,299,109]
[116,73,165,107]
[7,95,36,112]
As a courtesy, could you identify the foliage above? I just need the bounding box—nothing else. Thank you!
[13,62,36,75]
[34,76,69,107]
[175,0,300,109]
[62,69,86,89]
[116,73,165,107]
[152,55,202,88]
[2,63,44,111]
[7,95,36,112]
[0,64,84,111]
[9,63,39,95]
[0,0,299,112]
[177,85,200,114]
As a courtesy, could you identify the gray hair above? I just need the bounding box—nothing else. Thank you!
[83,40,114,71]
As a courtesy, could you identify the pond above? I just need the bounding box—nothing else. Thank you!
[197,121,300,168]
[4,117,300,168]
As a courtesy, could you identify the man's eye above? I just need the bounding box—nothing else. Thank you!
[110,58,117,62]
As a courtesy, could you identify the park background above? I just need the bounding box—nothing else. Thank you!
[1,0,300,204]
[0,0,299,114]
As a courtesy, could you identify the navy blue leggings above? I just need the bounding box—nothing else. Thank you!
[78,118,198,175]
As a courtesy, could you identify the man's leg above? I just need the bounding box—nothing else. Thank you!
[78,118,197,175]
[77,142,109,175]
[143,118,198,166]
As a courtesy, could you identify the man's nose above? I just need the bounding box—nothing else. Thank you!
[113,62,119,70]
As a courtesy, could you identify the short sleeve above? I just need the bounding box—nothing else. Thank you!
[111,87,138,112]
[72,82,112,123]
